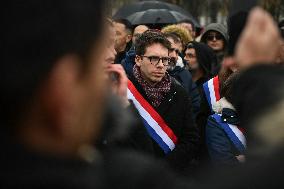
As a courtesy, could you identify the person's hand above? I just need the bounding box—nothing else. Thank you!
[235,7,282,68]
[105,64,130,107]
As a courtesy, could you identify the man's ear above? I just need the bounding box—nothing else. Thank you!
[135,55,142,66]
[126,34,132,43]
[39,55,81,133]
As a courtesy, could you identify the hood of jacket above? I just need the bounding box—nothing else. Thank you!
[200,23,228,44]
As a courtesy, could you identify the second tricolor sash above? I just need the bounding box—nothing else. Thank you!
[127,80,178,154]
[203,76,220,113]
[211,114,246,154]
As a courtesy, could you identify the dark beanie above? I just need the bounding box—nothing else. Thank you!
[227,11,248,56]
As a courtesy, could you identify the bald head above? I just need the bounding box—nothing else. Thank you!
[132,25,149,44]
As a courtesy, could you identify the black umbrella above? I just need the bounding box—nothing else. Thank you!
[127,9,190,25]
[113,0,200,27]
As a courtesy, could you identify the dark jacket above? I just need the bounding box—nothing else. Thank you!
[168,66,201,119]
[128,74,200,175]
[1,136,187,189]
[121,47,136,76]
[206,108,241,166]
[97,95,154,155]
[115,51,127,64]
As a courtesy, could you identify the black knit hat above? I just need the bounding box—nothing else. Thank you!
[227,11,248,56]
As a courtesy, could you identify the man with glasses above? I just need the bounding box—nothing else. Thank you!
[127,30,199,176]
[165,33,201,119]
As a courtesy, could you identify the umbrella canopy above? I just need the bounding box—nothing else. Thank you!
[127,9,190,25]
[113,0,200,27]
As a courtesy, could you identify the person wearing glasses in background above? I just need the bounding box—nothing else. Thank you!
[200,23,228,74]
[165,33,201,119]
[128,30,199,177]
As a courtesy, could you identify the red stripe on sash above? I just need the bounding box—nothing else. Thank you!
[213,76,220,101]
[128,80,178,144]
[237,126,245,134]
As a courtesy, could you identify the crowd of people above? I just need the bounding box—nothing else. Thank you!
[2,0,284,188]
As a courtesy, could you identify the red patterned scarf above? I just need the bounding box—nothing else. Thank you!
[133,64,171,107]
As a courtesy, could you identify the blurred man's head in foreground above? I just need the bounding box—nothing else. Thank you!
[2,0,106,159]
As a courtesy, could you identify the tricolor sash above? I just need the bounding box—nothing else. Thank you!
[127,80,178,154]
[211,114,246,154]
[203,76,220,113]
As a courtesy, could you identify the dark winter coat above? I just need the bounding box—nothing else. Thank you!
[1,135,188,189]
[206,108,241,166]
[121,47,136,76]
[128,74,200,175]
[96,95,154,155]
[168,66,201,119]
[115,51,127,65]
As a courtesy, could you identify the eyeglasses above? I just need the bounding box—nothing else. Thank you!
[141,55,170,66]
[206,34,223,41]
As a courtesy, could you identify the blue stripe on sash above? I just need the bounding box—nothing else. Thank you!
[203,82,213,112]
[141,117,171,154]
[212,114,245,153]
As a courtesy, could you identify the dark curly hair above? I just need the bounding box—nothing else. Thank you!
[135,30,171,56]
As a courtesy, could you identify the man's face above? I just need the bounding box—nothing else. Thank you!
[114,22,131,52]
[184,48,198,70]
[206,31,225,52]
[179,22,195,38]
[167,37,180,70]
[136,43,169,84]
[104,25,117,66]
[68,43,106,147]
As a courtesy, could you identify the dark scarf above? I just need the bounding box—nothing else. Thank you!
[133,64,171,107]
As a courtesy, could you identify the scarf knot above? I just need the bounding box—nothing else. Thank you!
[133,64,171,107]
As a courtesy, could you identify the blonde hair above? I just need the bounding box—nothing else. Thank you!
[161,24,193,45]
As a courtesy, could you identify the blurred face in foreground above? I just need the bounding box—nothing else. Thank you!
[104,23,117,66]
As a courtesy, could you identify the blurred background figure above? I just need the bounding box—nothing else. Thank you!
[121,24,149,76]
[184,41,216,89]
[132,25,149,45]
[113,19,133,64]
[162,24,193,54]
[163,32,200,119]
[178,19,196,39]
[200,23,228,70]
